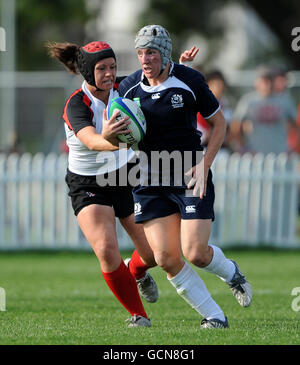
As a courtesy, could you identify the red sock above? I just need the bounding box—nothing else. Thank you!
[129,250,150,279]
[102,260,148,318]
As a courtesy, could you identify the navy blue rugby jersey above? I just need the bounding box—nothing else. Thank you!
[118,63,220,187]
[118,63,220,154]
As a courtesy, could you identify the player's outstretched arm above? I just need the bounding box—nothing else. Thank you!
[179,46,199,66]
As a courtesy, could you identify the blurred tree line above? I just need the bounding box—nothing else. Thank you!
[137,0,231,64]
[138,0,300,69]
[0,0,299,154]
[15,0,90,70]
[7,0,299,71]
[247,0,300,69]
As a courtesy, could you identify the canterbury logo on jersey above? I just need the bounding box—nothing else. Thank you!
[185,205,196,213]
[151,93,161,100]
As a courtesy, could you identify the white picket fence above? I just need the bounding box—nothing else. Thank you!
[0,152,299,250]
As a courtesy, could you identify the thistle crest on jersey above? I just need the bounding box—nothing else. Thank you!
[171,94,184,108]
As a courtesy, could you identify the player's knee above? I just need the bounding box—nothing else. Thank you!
[141,254,157,268]
[154,251,180,272]
[93,240,116,264]
[136,248,157,268]
[184,248,211,268]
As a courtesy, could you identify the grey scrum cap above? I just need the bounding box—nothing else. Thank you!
[135,25,172,71]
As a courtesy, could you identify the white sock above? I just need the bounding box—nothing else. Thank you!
[168,262,225,321]
[203,245,235,282]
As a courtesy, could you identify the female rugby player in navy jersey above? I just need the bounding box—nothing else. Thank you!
[118,25,252,329]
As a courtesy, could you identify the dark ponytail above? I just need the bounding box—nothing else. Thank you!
[46,42,80,74]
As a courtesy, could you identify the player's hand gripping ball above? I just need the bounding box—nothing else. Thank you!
[107,97,146,145]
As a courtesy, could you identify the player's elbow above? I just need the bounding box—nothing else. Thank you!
[84,137,97,151]
[207,110,225,127]
[84,136,102,151]
[215,111,226,128]
[77,127,99,151]
[214,112,226,134]
[87,135,118,152]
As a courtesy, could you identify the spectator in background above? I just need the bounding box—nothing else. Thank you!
[231,66,297,155]
[196,70,233,152]
[272,67,300,154]
[288,102,300,154]
[272,67,288,94]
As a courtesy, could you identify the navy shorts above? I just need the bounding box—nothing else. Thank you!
[133,170,215,223]
[65,169,134,218]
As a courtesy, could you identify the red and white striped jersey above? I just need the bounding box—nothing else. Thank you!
[63,81,134,175]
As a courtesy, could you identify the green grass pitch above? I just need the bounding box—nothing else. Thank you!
[0,249,299,345]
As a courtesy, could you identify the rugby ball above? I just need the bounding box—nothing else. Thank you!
[107,97,146,144]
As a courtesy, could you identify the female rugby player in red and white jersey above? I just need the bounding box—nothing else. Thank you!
[48,41,157,327]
